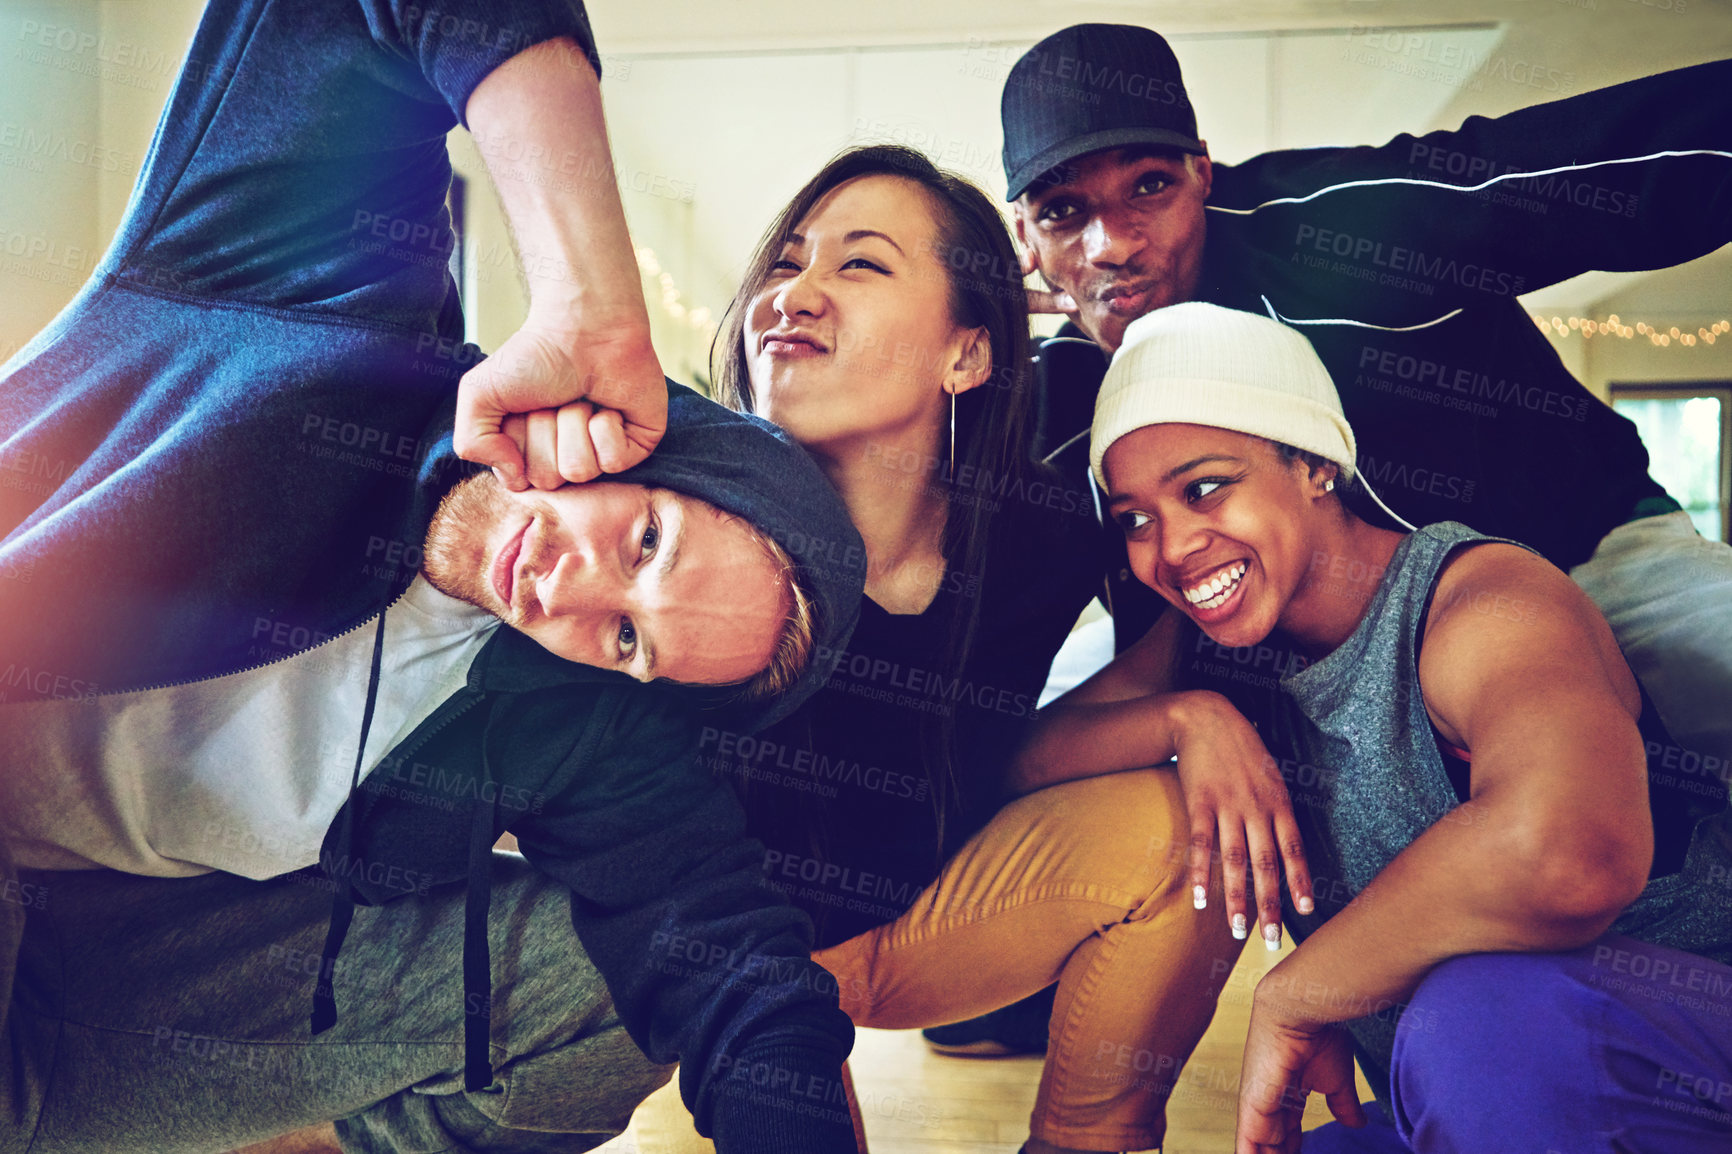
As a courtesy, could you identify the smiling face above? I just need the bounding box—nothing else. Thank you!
[1016,146,1212,354]
[1103,423,1337,649]
[743,173,985,455]
[422,473,791,685]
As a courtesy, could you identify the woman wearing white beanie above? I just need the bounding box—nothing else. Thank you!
[1019,302,1732,1154]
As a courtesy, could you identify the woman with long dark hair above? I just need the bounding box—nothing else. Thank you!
[686,146,1299,1154]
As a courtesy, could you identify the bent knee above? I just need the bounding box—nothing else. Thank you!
[1394,952,1589,1101]
[499,1020,676,1136]
[1007,771,1192,903]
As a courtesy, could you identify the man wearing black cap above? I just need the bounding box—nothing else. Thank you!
[1002,24,1732,782]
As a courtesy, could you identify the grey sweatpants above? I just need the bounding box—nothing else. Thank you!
[0,848,673,1154]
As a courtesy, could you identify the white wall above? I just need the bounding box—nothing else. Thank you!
[1,0,204,358]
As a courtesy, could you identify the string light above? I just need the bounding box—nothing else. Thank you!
[1532,313,1729,348]
[635,246,717,338]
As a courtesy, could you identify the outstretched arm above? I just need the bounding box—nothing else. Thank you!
[457,39,667,489]
[1215,60,1732,319]
[1235,543,1654,1154]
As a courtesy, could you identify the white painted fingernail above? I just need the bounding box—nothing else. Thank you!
[1232,914,1248,940]
[1297,895,1315,915]
[1193,885,1208,910]
[1264,924,1282,951]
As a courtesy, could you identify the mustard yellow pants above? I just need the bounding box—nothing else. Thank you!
[636,770,1243,1152]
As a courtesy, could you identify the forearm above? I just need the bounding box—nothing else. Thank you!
[1257,794,1637,1028]
[1012,691,1191,794]
[465,40,652,341]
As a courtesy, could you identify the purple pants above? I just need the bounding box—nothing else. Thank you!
[1302,936,1732,1153]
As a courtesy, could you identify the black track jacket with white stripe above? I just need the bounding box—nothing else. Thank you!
[1037,59,1732,645]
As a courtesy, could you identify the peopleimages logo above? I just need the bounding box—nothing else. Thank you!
[1011,47,1188,106]
[1293,224,1527,297]
[1341,27,1574,94]
[1357,456,1477,505]
[14,19,178,91]
[1354,345,1591,423]
[816,644,1038,720]
[0,663,98,702]
[0,121,132,173]
[699,726,927,802]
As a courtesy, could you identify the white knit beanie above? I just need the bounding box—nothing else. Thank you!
[1090,302,1357,489]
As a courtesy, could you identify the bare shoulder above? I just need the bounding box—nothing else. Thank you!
[1426,542,1579,631]
[1419,541,1639,745]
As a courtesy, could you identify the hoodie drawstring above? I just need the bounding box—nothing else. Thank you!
[462,738,499,1090]
[310,603,389,1036]
[307,601,501,1093]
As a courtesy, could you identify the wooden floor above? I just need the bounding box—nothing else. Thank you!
[597,938,1373,1153]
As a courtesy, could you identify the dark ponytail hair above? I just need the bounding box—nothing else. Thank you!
[712,144,1037,866]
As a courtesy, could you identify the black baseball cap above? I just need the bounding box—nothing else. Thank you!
[1001,24,1203,202]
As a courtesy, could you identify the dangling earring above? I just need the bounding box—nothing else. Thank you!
[948,388,957,483]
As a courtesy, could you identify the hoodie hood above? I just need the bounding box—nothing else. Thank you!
[413,381,864,731]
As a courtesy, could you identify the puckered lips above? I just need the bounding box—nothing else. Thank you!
[1178,559,1249,624]
[1099,279,1158,317]
[760,327,828,357]
[490,518,530,611]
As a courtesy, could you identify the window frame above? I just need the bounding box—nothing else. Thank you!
[1610,380,1732,543]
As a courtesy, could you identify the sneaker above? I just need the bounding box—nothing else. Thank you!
[921,985,1054,1057]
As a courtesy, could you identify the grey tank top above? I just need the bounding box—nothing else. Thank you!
[1273,521,1732,1092]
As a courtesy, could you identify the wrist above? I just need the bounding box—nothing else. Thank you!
[522,303,654,350]
[1251,960,1309,1027]
[1164,689,1230,749]
[1253,953,1338,1032]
